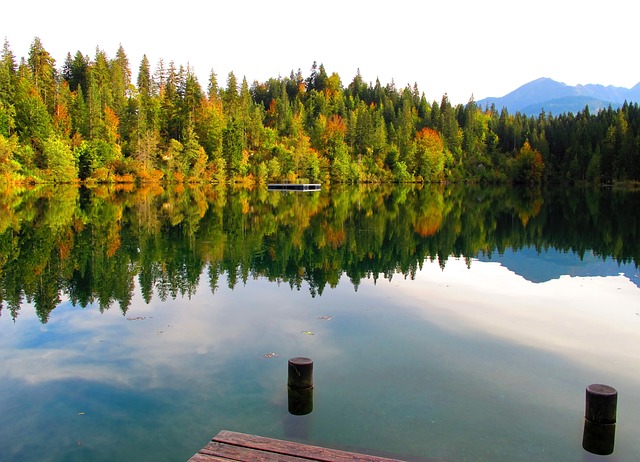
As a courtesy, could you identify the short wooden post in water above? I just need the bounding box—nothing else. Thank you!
[582,384,617,456]
[288,357,313,390]
[585,384,617,425]
[287,357,314,415]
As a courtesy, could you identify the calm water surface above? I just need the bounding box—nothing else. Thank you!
[0,184,638,461]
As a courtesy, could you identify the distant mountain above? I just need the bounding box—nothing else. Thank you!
[477,77,640,116]
[520,96,620,116]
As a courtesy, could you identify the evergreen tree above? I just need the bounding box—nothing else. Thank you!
[222,119,244,177]
[110,45,131,121]
[207,70,219,101]
[223,71,239,118]
[0,39,17,104]
[13,68,52,155]
[27,37,57,114]
[63,51,89,95]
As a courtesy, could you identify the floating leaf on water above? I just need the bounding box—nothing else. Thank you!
[317,315,333,321]
[301,331,315,335]
[263,352,279,359]
[77,412,85,415]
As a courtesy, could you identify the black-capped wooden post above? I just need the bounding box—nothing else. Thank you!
[287,357,313,415]
[288,357,313,390]
[585,384,617,424]
[582,384,617,456]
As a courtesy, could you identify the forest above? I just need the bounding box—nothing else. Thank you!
[1,37,640,186]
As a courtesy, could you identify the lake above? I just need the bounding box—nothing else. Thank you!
[0,183,638,462]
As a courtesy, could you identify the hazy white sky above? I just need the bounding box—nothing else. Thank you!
[2,0,638,104]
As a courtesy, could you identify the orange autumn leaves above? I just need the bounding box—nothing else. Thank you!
[414,127,446,182]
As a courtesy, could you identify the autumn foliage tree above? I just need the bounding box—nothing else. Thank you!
[511,141,545,184]
[414,127,446,182]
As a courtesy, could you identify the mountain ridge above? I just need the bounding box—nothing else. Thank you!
[477,77,640,116]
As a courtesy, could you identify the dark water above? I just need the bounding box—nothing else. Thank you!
[0,184,638,461]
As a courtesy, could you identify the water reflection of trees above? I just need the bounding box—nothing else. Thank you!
[0,184,638,322]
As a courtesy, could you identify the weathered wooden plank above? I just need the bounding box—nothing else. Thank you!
[199,440,309,461]
[187,452,232,462]
[212,430,406,462]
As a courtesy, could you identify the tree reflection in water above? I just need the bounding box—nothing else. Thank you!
[0,183,638,322]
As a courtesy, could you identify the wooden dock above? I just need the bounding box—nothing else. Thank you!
[189,430,406,462]
[268,183,321,191]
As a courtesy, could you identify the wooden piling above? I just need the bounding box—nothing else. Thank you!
[582,383,617,455]
[585,384,617,425]
[288,357,313,390]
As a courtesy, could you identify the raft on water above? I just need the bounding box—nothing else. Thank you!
[268,183,321,191]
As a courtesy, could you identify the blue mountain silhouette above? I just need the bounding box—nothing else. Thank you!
[477,77,640,116]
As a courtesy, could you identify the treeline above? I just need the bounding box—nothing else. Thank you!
[1,184,638,322]
[1,37,640,185]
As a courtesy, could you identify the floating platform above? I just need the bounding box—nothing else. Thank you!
[268,183,321,191]
[188,430,405,461]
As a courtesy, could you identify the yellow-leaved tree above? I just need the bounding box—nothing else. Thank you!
[511,141,544,184]
[414,127,446,182]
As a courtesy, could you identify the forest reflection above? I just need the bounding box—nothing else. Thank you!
[0,183,638,323]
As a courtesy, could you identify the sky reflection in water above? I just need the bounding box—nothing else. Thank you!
[1,253,639,462]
